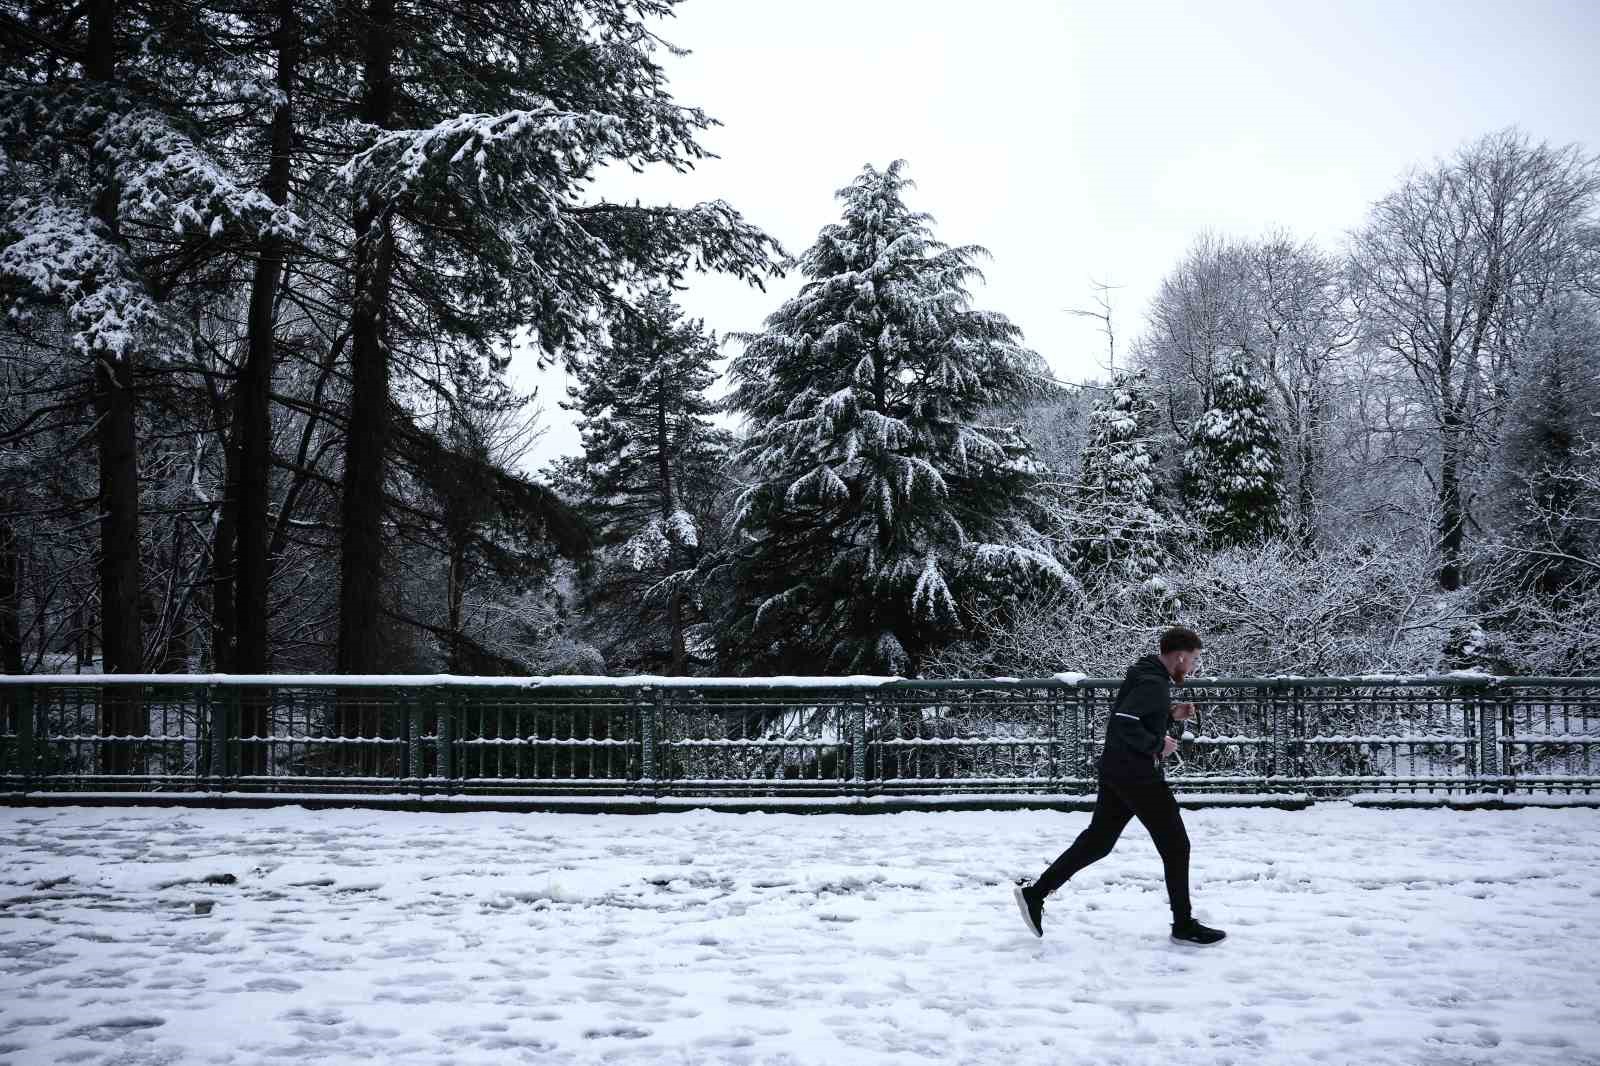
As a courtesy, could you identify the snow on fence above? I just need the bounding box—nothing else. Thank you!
[0,674,1597,798]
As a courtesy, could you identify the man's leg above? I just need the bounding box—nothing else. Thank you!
[1121,775,1191,922]
[1034,779,1136,897]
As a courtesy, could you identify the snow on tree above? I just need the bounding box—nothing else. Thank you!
[0,96,299,358]
[1472,297,1600,672]
[328,1,783,675]
[554,288,730,674]
[0,1,303,685]
[331,2,787,672]
[1182,355,1287,547]
[723,160,1060,676]
[1067,370,1172,587]
[1490,298,1600,599]
[1352,130,1600,590]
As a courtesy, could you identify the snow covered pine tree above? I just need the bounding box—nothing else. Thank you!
[1182,356,1287,547]
[556,288,732,674]
[0,1,301,681]
[1067,370,1172,588]
[328,0,782,676]
[723,161,1061,675]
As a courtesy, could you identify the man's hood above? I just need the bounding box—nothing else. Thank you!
[1134,653,1173,684]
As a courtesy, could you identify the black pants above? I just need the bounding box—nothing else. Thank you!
[1035,753,1191,922]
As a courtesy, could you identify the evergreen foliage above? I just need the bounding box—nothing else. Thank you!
[723,161,1059,675]
[328,0,783,673]
[1068,371,1171,586]
[1482,299,1600,618]
[556,289,730,673]
[1182,357,1287,547]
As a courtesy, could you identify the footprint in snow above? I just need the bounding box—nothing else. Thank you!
[58,1016,165,1041]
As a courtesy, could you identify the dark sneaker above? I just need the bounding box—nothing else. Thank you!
[1013,881,1043,938]
[1170,917,1226,946]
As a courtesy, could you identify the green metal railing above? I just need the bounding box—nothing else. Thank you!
[1,674,1597,797]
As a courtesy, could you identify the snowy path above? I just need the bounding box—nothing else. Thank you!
[2,805,1598,1066]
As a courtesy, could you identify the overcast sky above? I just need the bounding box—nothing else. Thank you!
[516,0,1600,469]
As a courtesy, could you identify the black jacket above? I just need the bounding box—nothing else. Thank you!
[1102,653,1174,761]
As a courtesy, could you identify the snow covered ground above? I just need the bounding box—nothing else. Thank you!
[2,805,1598,1066]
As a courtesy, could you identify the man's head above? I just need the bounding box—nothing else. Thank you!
[1158,625,1203,683]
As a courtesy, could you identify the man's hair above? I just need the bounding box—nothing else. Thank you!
[1159,625,1203,654]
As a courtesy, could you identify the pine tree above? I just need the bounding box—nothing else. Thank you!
[557,289,729,673]
[1494,300,1600,600]
[1182,357,1287,547]
[1068,370,1171,586]
[0,0,300,681]
[723,161,1060,675]
[329,0,782,675]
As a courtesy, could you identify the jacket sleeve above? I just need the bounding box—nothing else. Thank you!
[1107,675,1170,755]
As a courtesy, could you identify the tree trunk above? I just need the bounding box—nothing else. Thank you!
[155,512,188,672]
[1295,384,1323,547]
[335,0,397,692]
[656,374,686,675]
[87,0,141,679]
[446,533,465,673]
[0,519,17,738]
[211,428,238,670]
[1437,415,1465,591]
[93,352,143,674]
[86,0,143,772]
[235,0,297,680]
[232,0,298,770]
[74,600,90,671]
[93,348,144,767]
[0,519,21,675]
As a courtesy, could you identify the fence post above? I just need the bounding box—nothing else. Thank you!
[641,686,660,796]
[194,684,209,786]
[17,683,36,789]
[853,689,869,793]
[209,684,232,786]
[1475,682,1495,794]
[436,686,454,789]
[1268,682,1291,793]
[1047,686,1060,786]
[1497,686,1516,795]
[1290,683,1308,786]
[1073,685,1088,791]
[407,690,423,790]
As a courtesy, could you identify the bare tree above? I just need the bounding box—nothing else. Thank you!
[1133,232,1250,436]
[1233,232,1359,541]
[1351,129,1600,590]
[1067,276,1122,375]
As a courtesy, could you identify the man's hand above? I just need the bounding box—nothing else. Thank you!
[1160,736,1179,759]
[1171,702,1196,721]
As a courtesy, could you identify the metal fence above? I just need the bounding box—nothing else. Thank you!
[2,675,1598,798]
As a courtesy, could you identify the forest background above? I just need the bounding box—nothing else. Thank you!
[3,0,1599,684]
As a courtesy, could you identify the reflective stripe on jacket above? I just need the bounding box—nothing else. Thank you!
[1103,653,1173,759]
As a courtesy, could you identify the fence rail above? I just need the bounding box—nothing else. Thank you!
[2,674,1598,798]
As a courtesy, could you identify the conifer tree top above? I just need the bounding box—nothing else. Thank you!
[722,160,1058,675]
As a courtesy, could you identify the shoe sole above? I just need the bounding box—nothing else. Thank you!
[1169,934,1226,947]
[1012,885,1042,938]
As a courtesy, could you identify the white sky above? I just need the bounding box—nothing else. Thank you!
[516,0,1600,470]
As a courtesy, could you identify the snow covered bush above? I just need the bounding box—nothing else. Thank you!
[929,533,1450,680]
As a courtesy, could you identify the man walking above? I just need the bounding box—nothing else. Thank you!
[1013,625,1226,946]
